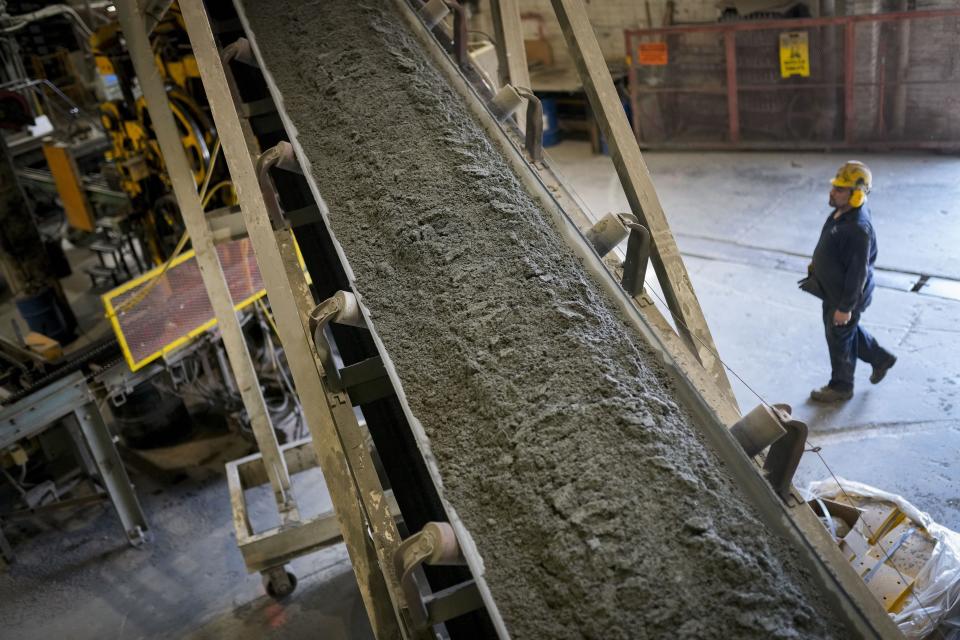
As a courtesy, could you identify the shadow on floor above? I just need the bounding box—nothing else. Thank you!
[185,560,373,640]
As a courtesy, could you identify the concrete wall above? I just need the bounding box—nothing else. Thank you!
[472,0,722,67]
[471,0,960,144]
[848,0,960,141]
[904,0,960,139]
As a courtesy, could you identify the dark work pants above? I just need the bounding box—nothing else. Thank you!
[822,300,891,391]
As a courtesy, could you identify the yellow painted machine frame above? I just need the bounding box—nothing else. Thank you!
[41,142,97,232]
[102,232,308,372]
[91,2,235,263]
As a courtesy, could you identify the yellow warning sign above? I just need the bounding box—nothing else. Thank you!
[779,31,810,78]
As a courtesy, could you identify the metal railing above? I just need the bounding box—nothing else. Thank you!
[625,8,960,150]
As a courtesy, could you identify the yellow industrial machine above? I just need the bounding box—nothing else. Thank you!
[90,3,234,263]
[41,142,97,232]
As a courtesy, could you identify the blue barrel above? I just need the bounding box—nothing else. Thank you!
[540,97,561,147]
[16,286,76,344]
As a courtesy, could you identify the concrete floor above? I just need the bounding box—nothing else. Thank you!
[0,464,372,640]
[1,143,957,639]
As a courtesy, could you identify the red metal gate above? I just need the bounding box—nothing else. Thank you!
[625,9,960,150]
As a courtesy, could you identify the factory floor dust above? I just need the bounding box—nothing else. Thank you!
[240,1,846,638]
[0,461,371,640]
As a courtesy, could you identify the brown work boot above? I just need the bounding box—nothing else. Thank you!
[870,355,897,384]
[810,385,853,403]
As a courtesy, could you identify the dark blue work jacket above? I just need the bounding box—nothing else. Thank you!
[811,205,877,313]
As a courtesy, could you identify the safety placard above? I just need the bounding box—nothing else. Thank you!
[779,31,810,78]
[637,42,668,66]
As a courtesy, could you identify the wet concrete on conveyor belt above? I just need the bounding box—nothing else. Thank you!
[241,1,846,637]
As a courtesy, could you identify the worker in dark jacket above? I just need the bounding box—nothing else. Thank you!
[807,161,896,402]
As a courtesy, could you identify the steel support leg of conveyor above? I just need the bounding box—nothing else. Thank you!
[490,0,531,91]
[72,402,149,545]
[113,0,299,524]
[548,0,735,402]
[177,1,411,637]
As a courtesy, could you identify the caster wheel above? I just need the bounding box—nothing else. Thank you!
[263,568,298,600]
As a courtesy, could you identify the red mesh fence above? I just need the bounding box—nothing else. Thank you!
[104,238,265,370]
[625,9,960,149]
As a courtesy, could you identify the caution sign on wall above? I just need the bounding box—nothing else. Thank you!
[779,31,810,78]
[637,42,668,66]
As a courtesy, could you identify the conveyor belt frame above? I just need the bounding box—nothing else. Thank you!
[121,0,904,636]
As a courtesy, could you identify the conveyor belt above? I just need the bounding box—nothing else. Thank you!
[236,2,866,638]
[2,337,120,405]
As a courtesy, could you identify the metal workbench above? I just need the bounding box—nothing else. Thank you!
[0,370,149,562]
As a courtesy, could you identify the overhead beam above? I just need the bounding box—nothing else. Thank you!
[548,0,735,401]
[489,0,530,90]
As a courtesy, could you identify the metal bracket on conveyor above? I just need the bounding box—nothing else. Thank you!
[221,36,257,67]
[256,141,302,230]
[418,0,469,67]
[393,521,485,631]
[227,62,319,226]
[489,84,544,163]
[224,51,320,230]
[730,404,809,502]
[309,291,393,403]
[223,38,289,136]
[584,212,651,297]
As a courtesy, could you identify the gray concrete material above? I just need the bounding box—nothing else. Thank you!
[0,464,371,639]
[549,141,960,532]
[242,2,846,638]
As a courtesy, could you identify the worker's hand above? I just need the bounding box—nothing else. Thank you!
[833,310,852,326]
